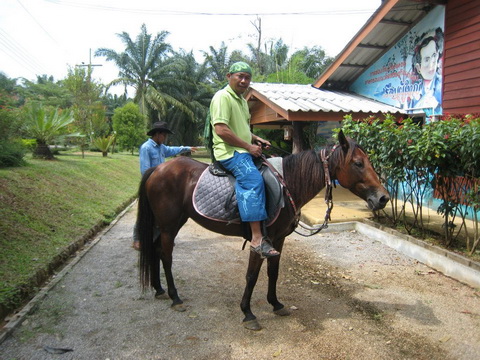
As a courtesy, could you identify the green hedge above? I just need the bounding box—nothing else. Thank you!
[341,114,480,254]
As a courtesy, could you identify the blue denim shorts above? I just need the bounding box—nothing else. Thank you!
[219,152,267,222]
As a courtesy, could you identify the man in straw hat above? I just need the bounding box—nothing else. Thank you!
[209,61,279,258]
[132,121,197,250]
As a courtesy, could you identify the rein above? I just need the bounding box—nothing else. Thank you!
[294,144,339,237]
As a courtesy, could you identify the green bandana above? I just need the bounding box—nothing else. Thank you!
[228,61,252,75]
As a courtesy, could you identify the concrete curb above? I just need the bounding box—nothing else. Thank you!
[298,220,480,289]
[0,201,137,345]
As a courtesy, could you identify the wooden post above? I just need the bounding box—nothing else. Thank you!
[292,121,307,154]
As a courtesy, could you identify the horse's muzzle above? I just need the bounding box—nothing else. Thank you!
[367,192,390,211]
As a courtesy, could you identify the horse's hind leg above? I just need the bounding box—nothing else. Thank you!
[159,232,186,312]
[152,238,167,299]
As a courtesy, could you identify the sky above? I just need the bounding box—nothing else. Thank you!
[1,0,382,94]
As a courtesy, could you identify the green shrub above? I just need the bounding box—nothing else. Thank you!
[341,114,480,253]
[0,106,26,167]
[0,139,26,167]
[21,138,37,152]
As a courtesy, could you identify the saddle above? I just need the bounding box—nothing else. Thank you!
[192,157,285,226]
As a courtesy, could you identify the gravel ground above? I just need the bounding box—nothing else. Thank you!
[0,206,479,360]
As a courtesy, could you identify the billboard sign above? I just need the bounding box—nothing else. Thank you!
[350,6,445,119]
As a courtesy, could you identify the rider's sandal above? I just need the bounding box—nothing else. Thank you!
[250,237,280,258]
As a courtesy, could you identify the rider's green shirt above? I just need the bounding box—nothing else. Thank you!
[209,85,252,161]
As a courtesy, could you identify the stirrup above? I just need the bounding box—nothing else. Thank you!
[250,237,280,258]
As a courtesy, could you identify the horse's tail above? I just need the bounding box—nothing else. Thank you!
[138,167,157,291]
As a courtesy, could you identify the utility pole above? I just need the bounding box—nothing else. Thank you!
[75,48,102,71]
[75,49,103,148]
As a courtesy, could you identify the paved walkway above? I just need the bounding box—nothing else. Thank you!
[301,186,480,290]
[2,205,479,359]
[301,186,374,225]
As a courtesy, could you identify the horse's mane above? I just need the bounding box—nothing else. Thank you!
[282,138,359,208]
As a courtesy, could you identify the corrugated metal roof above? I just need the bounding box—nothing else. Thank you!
[315,0,445,90]
[249,83,403,114]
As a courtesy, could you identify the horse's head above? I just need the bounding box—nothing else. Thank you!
[331,131,389,211]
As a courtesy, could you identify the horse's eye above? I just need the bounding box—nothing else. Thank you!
[354,161,364,168]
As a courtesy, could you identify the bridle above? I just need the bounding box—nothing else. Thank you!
[261,142,340,237]
[294,144,339,237]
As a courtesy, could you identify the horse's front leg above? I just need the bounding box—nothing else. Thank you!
[240,254,264,331]
[267,253,291,316]
[159,233,186,312]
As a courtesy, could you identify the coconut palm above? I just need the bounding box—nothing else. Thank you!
[162,51,213,145]
[202,42,231,84]
[95,24,190,124]
[291,46,334,79]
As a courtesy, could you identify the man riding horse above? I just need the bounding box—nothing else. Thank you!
[210,61,279,258]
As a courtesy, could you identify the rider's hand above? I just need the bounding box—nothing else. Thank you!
[248,143,263,158]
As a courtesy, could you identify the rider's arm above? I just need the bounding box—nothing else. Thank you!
[214,123,262,158]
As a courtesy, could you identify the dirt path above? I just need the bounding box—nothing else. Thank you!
[0,207,479,360]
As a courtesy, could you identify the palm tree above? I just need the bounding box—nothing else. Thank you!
[291,46,334,79]
[202,42,230,84]
[162,51,214,145]
[202,44,248,89]
[95,24,189,124]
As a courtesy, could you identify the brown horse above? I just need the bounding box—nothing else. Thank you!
[137,130,389,330]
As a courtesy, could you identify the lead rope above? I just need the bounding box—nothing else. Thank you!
[294,144,339,237]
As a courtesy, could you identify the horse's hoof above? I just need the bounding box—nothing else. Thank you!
[273,307,291,316]
[171,303,187,312]
[155,291,169,300]
[243,319,262,331]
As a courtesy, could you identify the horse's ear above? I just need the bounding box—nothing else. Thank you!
[338,130,349,151]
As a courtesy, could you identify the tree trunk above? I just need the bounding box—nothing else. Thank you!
[33,142,54,160]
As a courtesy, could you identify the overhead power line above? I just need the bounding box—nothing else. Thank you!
[0,28,48,76]
[17,0,64,50]
[43,0,376,16]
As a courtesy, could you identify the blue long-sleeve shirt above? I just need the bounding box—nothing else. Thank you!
[139,138,191,175]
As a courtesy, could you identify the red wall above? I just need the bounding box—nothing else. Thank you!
[443,0,480,115]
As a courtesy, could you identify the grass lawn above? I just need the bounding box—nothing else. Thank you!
[0,149,210,322]
[0,151,142,321]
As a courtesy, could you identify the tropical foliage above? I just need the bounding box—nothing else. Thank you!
[93,135,116,157]
[0,74,26,167]
[0,108,26,167]
[23,102,74,159]
[341,114,480,254]
[1,20,334,163]
[112,102,146,155]
[95,24,188,122]
[63,66,106,142]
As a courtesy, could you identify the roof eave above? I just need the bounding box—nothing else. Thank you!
[313,0,400,89]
